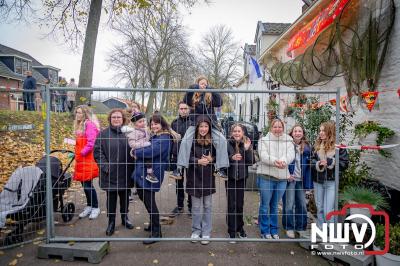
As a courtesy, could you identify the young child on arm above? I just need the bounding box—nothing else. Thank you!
[122,112,159,183]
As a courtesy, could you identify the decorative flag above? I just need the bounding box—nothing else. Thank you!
[340,95,349,112]
[397,88,400,98]
[361,91,379,111]
[248,56,262,83]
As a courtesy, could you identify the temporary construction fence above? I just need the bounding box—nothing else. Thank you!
[0,86,342,249]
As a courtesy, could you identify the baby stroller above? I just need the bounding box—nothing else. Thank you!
[0,149,75,246]
[36,149,76,223]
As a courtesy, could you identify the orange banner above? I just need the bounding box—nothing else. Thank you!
[287,0,350,57]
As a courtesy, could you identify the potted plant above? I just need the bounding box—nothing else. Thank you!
[340,186,389,223]
[374,223,400,266]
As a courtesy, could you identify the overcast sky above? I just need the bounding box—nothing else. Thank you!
[0,0,303,87]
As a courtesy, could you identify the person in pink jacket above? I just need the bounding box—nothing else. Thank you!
[73,105,101,219]
[122,112,158,183]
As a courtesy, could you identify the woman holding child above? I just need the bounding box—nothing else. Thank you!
[131,114,175,244]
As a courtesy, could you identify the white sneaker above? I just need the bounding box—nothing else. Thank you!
[262,234,272,239]
[201,235,210,245]
[286,230,295,239]
[79,206,92,218]
[191,233,200,243]
[89,208,100,219]
[272,234,280,239]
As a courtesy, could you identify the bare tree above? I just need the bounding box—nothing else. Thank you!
[110,0,194,115]
[107,42,144,101]
[1,0,206,105]
[198,24,242,88]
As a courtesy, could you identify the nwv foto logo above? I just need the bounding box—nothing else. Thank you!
[310,204,390,255]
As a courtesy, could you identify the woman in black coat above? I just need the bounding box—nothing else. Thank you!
[185,115,216,244]
[94,109,135,236]
[226,124,254,241]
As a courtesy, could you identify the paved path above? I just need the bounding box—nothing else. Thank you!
[0,174,334,266]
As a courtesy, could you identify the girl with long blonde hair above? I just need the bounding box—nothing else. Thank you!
[73,105,101,220]
[312,121,349,228]
[170,75,229,180]
[282,124,312,238]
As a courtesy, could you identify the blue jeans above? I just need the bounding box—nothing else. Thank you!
[23,92,35,111]
[282,181,307,231]
[314,181,335,228]
[82,180,98,208]
[191,195,212,237]
[257,176,287,235]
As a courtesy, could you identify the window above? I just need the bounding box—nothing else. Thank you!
[250,100,254,120]
[22,61,29,74]
[244,56,248,74]
[239,104,243,121]
[48,69,58,84]
[15,58,22,74]
[257,38,261,58]
[251,97,260,123]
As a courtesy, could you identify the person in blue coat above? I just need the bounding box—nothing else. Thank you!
[282,124,312,238]
[23,71,37,111]
[131,113,174,245]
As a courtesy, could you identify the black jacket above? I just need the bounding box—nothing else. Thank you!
[311,148,349,183]
[171,115,193,160]
[227,138,255,180]
[185,115,216,198]
[94,126,135,190]
[183,84,223,125]
[171,115,193,137]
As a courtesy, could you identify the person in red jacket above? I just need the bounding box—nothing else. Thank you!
[73,105,101,220]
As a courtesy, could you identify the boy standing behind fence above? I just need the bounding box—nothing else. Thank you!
[122,112,159,183]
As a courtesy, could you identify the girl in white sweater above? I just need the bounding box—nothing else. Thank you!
[257,119,295,239]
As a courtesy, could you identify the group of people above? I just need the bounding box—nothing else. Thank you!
[21,70,77,112]
[71,75,349,246]
[56,77,77,112]
[256,119,348,240]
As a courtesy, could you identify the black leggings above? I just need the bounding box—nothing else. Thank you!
[136,186,160,233]
[106,189,129,220]
[225,179,246,234]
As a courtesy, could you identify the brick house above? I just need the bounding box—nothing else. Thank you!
[0,44,60,111]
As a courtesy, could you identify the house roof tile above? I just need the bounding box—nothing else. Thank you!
[261,23,291,35]
[0,43,43,66]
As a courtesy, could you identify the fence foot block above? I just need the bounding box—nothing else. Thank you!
[37,242,109,264]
